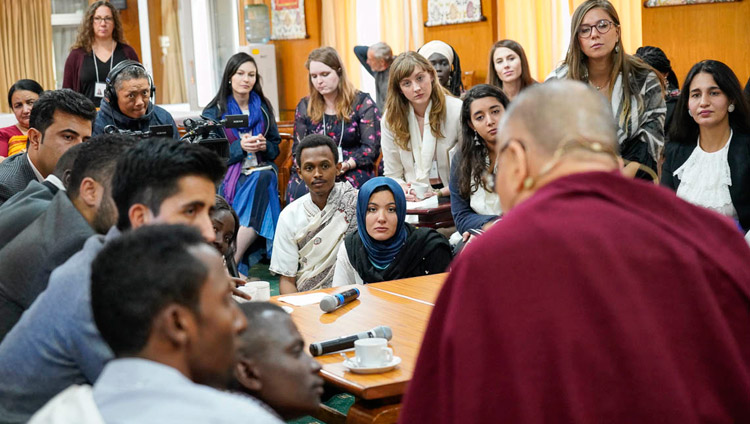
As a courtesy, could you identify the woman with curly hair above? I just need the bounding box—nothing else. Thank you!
[63,1,139,107]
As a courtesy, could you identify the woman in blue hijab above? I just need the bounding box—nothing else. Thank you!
[333,177,452,285]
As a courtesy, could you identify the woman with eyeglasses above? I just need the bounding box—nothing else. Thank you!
[448,84,508,244]
[548,0,665,180]
[63,1,139,107]
[381,52,462,201]
[488,40,536,102]
[662,60,750,233]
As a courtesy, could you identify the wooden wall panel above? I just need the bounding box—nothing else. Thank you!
[147,0,164,104]
[422,0,498,88]
[117,0,142,60]
[642,1,750,87]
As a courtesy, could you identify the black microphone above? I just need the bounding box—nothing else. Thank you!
[320,287,361,312]
[309,325,392,357]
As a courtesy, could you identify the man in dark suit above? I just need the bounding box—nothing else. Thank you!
[0,134,136,341]
[0,89,95,206]
[0,143,82,247]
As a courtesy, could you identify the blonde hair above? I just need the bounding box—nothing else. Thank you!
[384,52,447,151]
[305,47,358,123]
[70,1,126,52]
[564,0,662,129]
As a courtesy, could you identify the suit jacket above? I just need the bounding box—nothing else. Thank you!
[0,191,94,342]
[661,132,750,231]
[0,180,59,248]
[0,153,37,206]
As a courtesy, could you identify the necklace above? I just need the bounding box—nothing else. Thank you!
[591,78,611,91]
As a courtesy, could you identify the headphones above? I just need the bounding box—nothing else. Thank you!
[104,60,156,104]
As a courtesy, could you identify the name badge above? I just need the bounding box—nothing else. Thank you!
[338,146,344,164]
[429,160,439,179]
[94,82,107,98]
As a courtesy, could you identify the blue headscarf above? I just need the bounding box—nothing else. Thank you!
[356,177,408,269]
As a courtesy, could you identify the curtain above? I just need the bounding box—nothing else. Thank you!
[321,0,361,88]
[160,0,187,104]
[569,0,642,55]
[380,0,424,56]
[0,0,55,113]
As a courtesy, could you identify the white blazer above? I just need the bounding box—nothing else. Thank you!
[381,95,462,186]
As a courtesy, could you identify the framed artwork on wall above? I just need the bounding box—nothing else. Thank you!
[644,0,741,7]
[425,0,486,27]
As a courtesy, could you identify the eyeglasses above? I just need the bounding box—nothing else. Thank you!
[93,16,114,24]
[577,19,615,38]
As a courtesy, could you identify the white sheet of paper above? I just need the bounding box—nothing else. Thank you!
[277,292,329,306]
[406,196,439,210]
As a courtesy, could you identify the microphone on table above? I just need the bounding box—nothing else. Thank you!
[320,287,361,312]
[309,325,393,357]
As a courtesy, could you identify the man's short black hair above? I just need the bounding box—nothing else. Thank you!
[29,89,96,137]
[91,224,208,356]
[295,134,338,167]
[67,134,138,199]
[112,138,227,230]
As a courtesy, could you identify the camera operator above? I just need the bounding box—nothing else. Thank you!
[93,60,178,139]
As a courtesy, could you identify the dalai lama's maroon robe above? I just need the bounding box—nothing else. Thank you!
[400,171,750,423]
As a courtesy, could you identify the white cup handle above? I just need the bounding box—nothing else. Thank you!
[382,347,393,363]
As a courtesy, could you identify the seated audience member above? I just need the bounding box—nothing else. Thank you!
[0,138,225,424]
[662,60,750,232]
[635,46,681,132]
[381,51,462,200]
[286,47,380,203]
[0,143,81,246]
[271,134,358,294]
[333,177,451,286]
[487,40,536,102]
[203,52,281,271]
[417,40,463,97]
[0,89,95,206]
[231,302,323,421]
[0,135,134,341]
[0,79,44,158]
[89,225,281,423]
[353,42,394,110]
[401,80,750,423]
[212,194,241,278]
[449,85,508,240]
[93,60,178,138]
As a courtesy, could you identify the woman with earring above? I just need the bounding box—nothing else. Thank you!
[63,1,139,107]
[381,52,462,201]
[487,40,536,102]
[449,84,509,241]
[662,60,750,232]
[0,80,43,159]
[549,0,665,180]
[332,177,451,286]
[203,52,281,273]
[286,47,381,203]
[418,40,464,97]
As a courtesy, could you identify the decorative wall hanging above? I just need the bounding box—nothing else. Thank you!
[271,0,307,40]
[425,0,486,27]
[644,0,741,8]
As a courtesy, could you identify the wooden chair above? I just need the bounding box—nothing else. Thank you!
[275,132,295,207]
[462,70,475,90]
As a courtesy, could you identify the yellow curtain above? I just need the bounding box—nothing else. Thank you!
[0,0,55,113]
[380,0,423,56]
[569,0,642,55]
[321,0,360,88]
[160,0,187,104]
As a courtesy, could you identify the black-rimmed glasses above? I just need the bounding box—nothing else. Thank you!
[577,19,615,38]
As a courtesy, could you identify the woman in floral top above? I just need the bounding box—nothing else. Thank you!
[286,47,381,203]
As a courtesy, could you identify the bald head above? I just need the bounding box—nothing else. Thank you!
[500,80,618,155]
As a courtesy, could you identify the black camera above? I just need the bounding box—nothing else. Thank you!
[180,114,248,160]
[103,124,174,139]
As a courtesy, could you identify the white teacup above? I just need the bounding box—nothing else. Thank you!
[240,281,271,302]
[354,338,393,367]
[410,182,429,199]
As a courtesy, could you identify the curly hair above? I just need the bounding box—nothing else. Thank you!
[70,1,126,52]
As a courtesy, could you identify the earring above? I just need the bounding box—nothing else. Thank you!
[228,81,231,85]
[522,176,535,190]
[729,104,735,113]
[614,43,619,54]
[688,110,692,117]
[473,130,481,146]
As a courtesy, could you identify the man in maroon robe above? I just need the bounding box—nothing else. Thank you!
[400,81,750,423]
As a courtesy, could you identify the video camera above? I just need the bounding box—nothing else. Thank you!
[180,114,249,159]
[103,124,174,139]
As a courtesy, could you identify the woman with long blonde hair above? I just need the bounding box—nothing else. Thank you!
[63,1,139,107]
[286,47,381,203]
[381,52,462,201]
[548,0,665,179]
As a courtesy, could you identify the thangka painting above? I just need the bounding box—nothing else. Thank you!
[271,0,306,40]
[425,0,485,27]
[644,0,741,7]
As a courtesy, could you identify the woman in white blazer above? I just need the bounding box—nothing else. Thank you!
[381,51,462,201]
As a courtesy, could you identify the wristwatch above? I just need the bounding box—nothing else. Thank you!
[433,188,441,197]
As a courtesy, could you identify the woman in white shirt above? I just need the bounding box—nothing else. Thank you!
[381,51,462,201]
[662,60,750,232]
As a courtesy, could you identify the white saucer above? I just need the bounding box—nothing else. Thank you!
[342,356,401,374]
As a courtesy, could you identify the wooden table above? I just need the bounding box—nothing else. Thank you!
[273,274,448,423]
[406,197,454,229]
